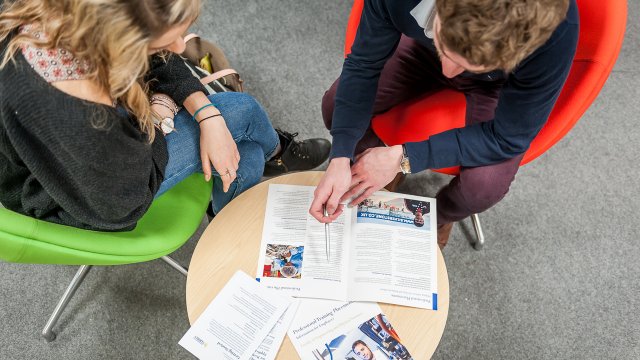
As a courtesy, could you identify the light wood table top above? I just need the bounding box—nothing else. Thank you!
[186,171,449,359]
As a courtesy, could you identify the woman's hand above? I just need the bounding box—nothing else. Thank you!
[183,92,240,192]
[199,116,240,192]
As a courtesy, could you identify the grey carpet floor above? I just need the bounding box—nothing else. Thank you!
[1,1,639,359]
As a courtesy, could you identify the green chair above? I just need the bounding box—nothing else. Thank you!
[0,173,212,341]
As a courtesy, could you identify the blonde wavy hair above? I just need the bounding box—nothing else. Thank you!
[435,0,570,72]
[0,0,201,141]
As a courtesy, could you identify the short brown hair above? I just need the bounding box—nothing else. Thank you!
[435,0,570,72]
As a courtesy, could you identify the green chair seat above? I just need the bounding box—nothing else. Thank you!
[0,173,212,265]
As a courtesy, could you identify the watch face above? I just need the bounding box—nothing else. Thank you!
[161,117,174,134]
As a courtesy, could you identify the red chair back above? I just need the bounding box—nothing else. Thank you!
[343,0,627,175]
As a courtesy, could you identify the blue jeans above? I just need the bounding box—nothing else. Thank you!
[156,92,279,214]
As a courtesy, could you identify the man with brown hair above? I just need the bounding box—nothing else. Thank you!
[310,0,579,247]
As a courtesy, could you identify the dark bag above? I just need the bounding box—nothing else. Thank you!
[181,33,244,94]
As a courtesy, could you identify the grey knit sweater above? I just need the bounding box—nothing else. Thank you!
[0,46,205,231]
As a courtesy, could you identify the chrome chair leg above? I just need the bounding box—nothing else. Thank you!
[471,213,485,251]
[161,256,188,277]
[42,265,92,342]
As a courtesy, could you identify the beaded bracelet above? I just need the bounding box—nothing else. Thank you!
[150,94,179,115]
[151,101,177,116]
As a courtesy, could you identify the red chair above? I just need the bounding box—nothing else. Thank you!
[343,0,626,249]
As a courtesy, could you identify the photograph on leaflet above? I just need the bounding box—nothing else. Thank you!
[313,313,413,360]
[357,195,432,231]
[262,244,304,279]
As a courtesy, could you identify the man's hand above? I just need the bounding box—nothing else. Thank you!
[343,145,403,205]
[309,157,351,223]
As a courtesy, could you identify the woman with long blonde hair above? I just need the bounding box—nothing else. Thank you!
[0,0,330,230]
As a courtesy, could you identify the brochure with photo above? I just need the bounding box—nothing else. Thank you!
[256,184,438,310]
[287,299,414,360]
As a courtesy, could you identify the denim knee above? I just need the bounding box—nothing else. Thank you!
[210,93,266,132]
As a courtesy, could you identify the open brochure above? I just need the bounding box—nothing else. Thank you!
[255,184,438,310]
[287,299,415,360]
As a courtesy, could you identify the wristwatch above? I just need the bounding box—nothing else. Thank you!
[150,94,179,135]
[156,117,175,135]
[400,145,411,174]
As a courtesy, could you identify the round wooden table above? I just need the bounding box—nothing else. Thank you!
[186,171,449,359]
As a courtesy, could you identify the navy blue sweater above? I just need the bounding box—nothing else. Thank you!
[330,0,579,172]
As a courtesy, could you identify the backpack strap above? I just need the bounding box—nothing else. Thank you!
[200,69,239,83]
[200,69,244,93]
[184,33,200,43]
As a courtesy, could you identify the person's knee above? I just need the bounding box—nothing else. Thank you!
[211,92,263,121]
[210,92,269,139]
[321,80,339,130]
[459,173,514,214]
[321,92,333,130]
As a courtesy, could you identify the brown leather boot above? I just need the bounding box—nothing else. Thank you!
[437,222,453,249]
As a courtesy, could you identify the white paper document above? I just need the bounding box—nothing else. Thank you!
[249,299,300,360]
[287,299,415,360]
[179,271,293,360]
[256,184,438,310]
